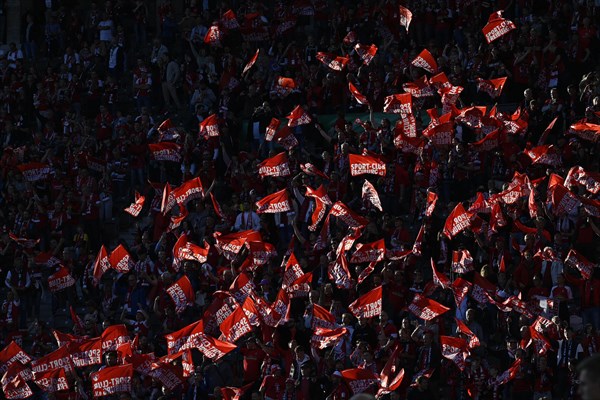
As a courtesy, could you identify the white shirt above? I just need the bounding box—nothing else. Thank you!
[98,20,114,42]
[234,211,261,231]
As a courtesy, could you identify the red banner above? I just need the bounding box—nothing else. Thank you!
[286,105,312,127]
[165,320,204,355]
[16,162,52,182]
[220,307,252,343]
[328,254,352,289]
[172,233,209,270]
[354,43,378,65]
[443,203,472,238]
[311,326,348,349]
[564,249,595,280]
[92,245,111,285]
[411,49,437,73]
[204,25,223,46]
[101,324,130,352]
[229,272,255,303]
[340,368,379,394]
[383,93,412,115]
[255,189,291,214]
[348,82,369,105]
[377,345,405,397]
[148,142,182,162]
[242,49,259,75]
[349,154,386,176]
[108,244,133,273]
[124,191,145,217]
[167,276,195,313]
[33,368,69,393]
[350,239,385,263]
[47,266,75,293]
[213,230,262,260]
[316,52,349,71]
[565,165,600,194]
[408,294,450,320]
[361,179,383,212]
[31,346,74,375]
[569,121,600,143]
[477,77,507,98]
[91,364,133,397]
[69,337,102,368]
[482,11,516,43]
[403,75,434,98]
[199,114,220,137]
[451,250,474,274]
[0,342,32,376]
[258,152,290,178]
[330,202,369,228]
[526,144,562,167]
[440,336,469,370]
[348,286,382,319]
[399,5,412,31]
[550,183,581,216]
[456,318,480,349]
[472,129,504,152]
[451,277,472,308]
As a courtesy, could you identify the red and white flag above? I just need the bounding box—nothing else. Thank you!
[348,82,369,105]
[282,253,304,290]
[343,31,357,45]
[472,128,504,152]
[424,122,454,147]
[443,203,473,238]
[273,125,299,150]
[199,114,220,137]
[288,272,313,298]
[167,276,195,313]
[394,132,425,154]
[92,245,111,285]
[204,25,223,46]
[341,368,380,394]
[172,234,209,270]
[328,254,352,289]
[31,346,74,375]
[16,162,52,182]
[316,52,349,71]
[565,165,600,194]
[350,239,385,263]
[490,203,507,232]
[91,364,133,397]
[305,185,331,231]
[383,93,412,115]
[440,336,469,370]
[482,10,516,43]
[247,241,277,267]
[431,259,451,289]
[48,266,75,293]
[408,294,450,321]
[354,43,378,65]
[564,249,596,280]
[274,76,297,97]
[362,180,383,212]
[33,368,69,393]
[477,77,507,98]
[148,142,182,162]
[165,320,204,354]
[568,121,600,143]
[311,303,337,330]
[2,373,32,399]
[0,342,32,375]
[255,189,292,214]
[472,273,497,304]
[398,5,413,31]
[171,177,205,211]
[258,152,290,178]
[220,307,252,343]
[451,250,474,275]
[403,75,434,98]
[220,9,240,29]
[411,224,424,256]
[197,331,238,361]
[210,192,225,220]
[124,192,145,217]
[221,383,254,400]
[377,345,405,397]
[286,105,312,127]
[300,163,330,180]
[349,286,382,319]
[411,49,438,73]
[265,118,280,141]
[242,49,259,75]
[549,183,581,216]
[311,326,348,349]
[330,201,369,228]
[526,145,561,167]
[425,191,438,217]
[494,359,521,385]
[528,326,551,355]
[101,324,130,352]
[213,230,261,260]
[456,318,480,349]
[69,337,102,368]
[108,244,133,273]
[349,154,386,176]
[451,277,472,308]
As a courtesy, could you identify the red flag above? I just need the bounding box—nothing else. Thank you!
[16,162,52,182]
[311,303,337,330]
[471,128,504,152]
[2,373,33,399]
[411,49,438,73]
[431,259,451,289]
[472,273,497,304]
[305,185,331,231]
[499,255,507,274]
[255,189,292,214]
[273,76,297,97]
[170,177,205,211]
[69,306,85,332]
[165,320,204,354]
[220,9,240,29]
[430,71,451,89]
[440,336,469,370]
[424,121,454,147]
[273,125,299,150]
[316,52,349,71]
[469,192,491,214]
[349,286,382,319]
[362,180,383,212]
[425,191,438,217]
[398,5,413,31]
[209,192,225,220]
[526,145,562,167]
[47,266,75,293]
[451,277,472,308]
[221,383,254,400]
[412,224,425,256]
[494,359,521,385]
[568,121,600,143]
[377,345,405,397]
[286,105,312,127]
[537,116,558,145]
[220,307,252,343]
[477,77,507,98]
[354,43,378,65]
[204,25,223,46]
[172,234,209,270]
[242,49,259,75]
[101,324,130,352]
[349,154,386,176]
[490,203,507,232]
[263,289,290,327]
[393,132,425,154]
[229,273,255,304]
[124,191,145,217]
[330,201,369,228]
[403,76,434,98]
[451,250,474,274]
[91,364,133,397]
[265,118,280,141]
[350,239,385,263]
[213,230,261,260]
[69,337,102,368]
[340,368,380,394]
[348,82,369,105]
[282,253,304,290]
[258,152,290,178]
[148,142,182,162]
[247,241,277,267]
[443,203,473,238]
[199,114,220,137]
[167,276,195,313]
[343,31,357,45]
[33,367,69,393]
[8,233,39,248]
[92,245,111,285]
[482,10,516,43]
[0,342,32,375]
[328,254,352,289]
[31,346,74,375]
[288,272,313,298]
[456,318,481,349]
[300,163,330,180]
[408,294,450,320]
[527,326,551,355]
[383,93,412,115]
[565,165,600,194]
[564,249,595,280]
[311,326,348,349]
[549,183,581,215]
[108,244,133,273]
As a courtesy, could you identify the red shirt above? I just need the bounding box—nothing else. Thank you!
[241,347,266,383]
[260,374,286,400]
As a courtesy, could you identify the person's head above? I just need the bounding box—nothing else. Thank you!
[577,354,600,400]
[105,351,118,367]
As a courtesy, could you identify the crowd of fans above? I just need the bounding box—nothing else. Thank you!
[0,0,600,399]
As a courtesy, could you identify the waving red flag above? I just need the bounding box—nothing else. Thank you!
[167,276,195,313]
[408,294,450,320]
[349,154,386,176]
[69,337,102,368]
[2,373,33,399]
[247,241,277,267]
[305,185,331,231]
[341,368,380,394]
[16,162,52,182]
[349,286,382,319]
[493,359,522,385]
[221,383,254,400]
[568,121,600,143]
[526,144,562,167]
[255,189,291,214]
[220,307,252,343]
[403,75,434,98]
[424,121,454,146]
[383,93,412,115]
[477,77,507,98]
[348,82,369,105]
[273,76,297,97]
[220,9,240,29]
[425,191,438,217]
[209,192,225,220]
[311,326,348,349]
[33,367,69,393]
[330,201,369,228]
[300,163,330,180]
[258,152,290,178]
[165,320,205,355]
[411,49,438,73]
[172,233,209,270]
[564,249,596,280]
[482,10,516,43]
[490,202,507,232]
[316,52,349,71]
[242,49,259,75]
[354,43,378,65]
[328,254,353,289]
[288,272,313,298]
[549,183,581,216]
[286,105,312,127]
[451,277,472,308]
[48,266,75,293]
[472,273,497,304]
[101,324,130,352]
[350,239,385,263]
[198,114,220,137]
[377,345,405,397]
[92,245,111,285]
[443,203,473,238]
[91,364,133,397]
[148,142,182,162]
[0,342,32,375]
[528,326,551,355]
[124,191,145,217]
[265,117,280,141]
[398,5,413,31]
[31,346,74,375]
[565,165,600,194]
[430,258,450,289]
[108,244,133,273]
[456,318,481,349]
[311,303,337,330]
[440,336,469,370]
[451,250,474,275]
[472,128,504,152]
[282,253,304,290]
[204,25,223,46]
[213,230,262,260]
